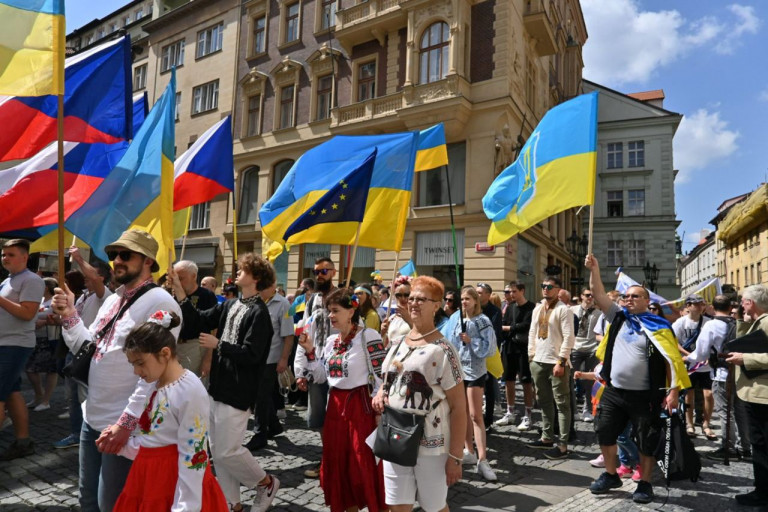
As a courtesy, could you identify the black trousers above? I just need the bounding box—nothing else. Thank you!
[745,401,768,495]
[254,363,281,438]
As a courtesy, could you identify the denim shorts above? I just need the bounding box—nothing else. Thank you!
[0,346,34,401]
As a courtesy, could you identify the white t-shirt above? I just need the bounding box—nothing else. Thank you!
[672,315,712,373]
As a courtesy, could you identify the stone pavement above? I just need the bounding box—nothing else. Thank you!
[0,380,757,511]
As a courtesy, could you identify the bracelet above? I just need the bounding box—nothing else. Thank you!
[447,453,462,464]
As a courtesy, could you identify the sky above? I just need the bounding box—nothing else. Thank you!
[67,1,767,254]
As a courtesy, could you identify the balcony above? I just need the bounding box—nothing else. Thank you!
[523,0,557,56]
[334,0,407,53]
[331,92,403,128]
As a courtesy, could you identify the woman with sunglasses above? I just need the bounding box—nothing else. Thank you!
[298,288,387,512]
[381,276,413,346]
[648,302,663,317]
[443,285,498,481]
[443,291,459,317]
[373,276,466,512]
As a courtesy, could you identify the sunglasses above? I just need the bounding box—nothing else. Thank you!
[649,307,659,311]
[626,294,643,299]
[541,284,555,290]
[395,293,410,299]
[107,250,136,262]
[477,282,492,292]
[444,297,454,302]
[313,268,333,276]
[582,293,593,298]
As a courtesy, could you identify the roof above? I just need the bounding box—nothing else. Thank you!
[628,90,665,102]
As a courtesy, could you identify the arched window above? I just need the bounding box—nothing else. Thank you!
[419,22,450,84]
[272,159,294,194]
[238,166,259,224]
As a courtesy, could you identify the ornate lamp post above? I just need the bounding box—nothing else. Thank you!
[566,229,588,294]
[643,261,660,293]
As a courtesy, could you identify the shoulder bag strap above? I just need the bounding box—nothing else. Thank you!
[96,283,159,340]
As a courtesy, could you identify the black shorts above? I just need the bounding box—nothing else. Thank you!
[688,371,713,390]
[464,374,488,388]
[501,342,532,384]
[595,386,663,456]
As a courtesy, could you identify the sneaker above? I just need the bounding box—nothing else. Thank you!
[589,471,622,494]
[707,447,739,462]
[57,411,70,420]
[517,416,532,431]
[303,465,320,479]
[589,454,605,468]
[33,403,50,412]
[631,466,642,482]
[581,410,594,423]
[495,412,515,426]
[527,439,554,449]
[632,480,654,504]
[476,459,498,481]
[276,409,287,420]
[54,434,79,449]
[0,440,35,461]
[292,404,308,411]
[251,475,280,512]
[736,490,768,507]
[26,400,39,409]
[616,464,633,478]
[543,446,568,460]
[462,448,478,465]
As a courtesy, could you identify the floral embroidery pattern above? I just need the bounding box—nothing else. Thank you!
[184,415,209,471]
[326,325,358,378]
[138,391,168,435]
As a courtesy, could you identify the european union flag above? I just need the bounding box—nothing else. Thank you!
[284,149,377,243]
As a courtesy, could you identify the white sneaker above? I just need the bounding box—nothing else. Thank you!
[33,403,51,412]
[276,409,287,420]
[57,411,70,420]
[495,412,515,426]
[582,410,594,423]
[589,454,605,468]
[517,416,531,431]
[462,448,478,465]
[476,459,498,481]
[251,475,280,512]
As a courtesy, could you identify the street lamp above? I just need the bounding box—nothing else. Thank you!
[566,230,588,293]
[643,261,660,293]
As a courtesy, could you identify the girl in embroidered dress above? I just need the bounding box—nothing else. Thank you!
[298,288,388,512]
[112,311,228,512]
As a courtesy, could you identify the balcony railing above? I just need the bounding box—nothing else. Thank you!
[333,92,403,126]
[337,0,405,27]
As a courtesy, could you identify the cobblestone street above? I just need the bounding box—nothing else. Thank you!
[0,381,757,511]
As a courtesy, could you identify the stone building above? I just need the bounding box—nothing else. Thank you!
[678,231,716,297]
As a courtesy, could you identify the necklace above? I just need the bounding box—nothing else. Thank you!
[408,327,438,341]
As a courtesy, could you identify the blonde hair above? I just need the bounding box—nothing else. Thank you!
[460,285,482,317]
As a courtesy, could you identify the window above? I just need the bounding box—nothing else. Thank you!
[607,190,623,217]
[238,167,259,225]
[98,28,105,39]
[174,92,181,121]
[123,15,131,26]
[197,23,224,59]
[627,240,645,266]
[279,85,295,129]
[247,95,261,136]
[525,58,536,108]
[285,3,300,43]
[161,40,185,72]
[192,80,219,114]
[316,75,333,120]
[135,8,143,20]
[419,22,450,84]
[357,61,376,101]
[189,202,210,230]
[320,0,336,29]
[607,240,622,266]
[272,160,294,194]
[607,142,623,169]
[253,16,266,54]
[110,23,117,33]
[628,140,644,167]
[133,64,147,91]
[627,189,645,216]
[418,142,466,206]
[758,262,763,283]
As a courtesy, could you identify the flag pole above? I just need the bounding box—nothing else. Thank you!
[444,166,462,288]
[57,94,65,278]
[587,203,595,257]
[180,207,192,260]
[344,223,362,288]
[387,252,400,318]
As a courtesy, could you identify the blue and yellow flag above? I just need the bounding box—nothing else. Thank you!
[259,132,418,252]
[483,92,598,244]
[284,149,376,244]
[398,260,418,277]
[0,0,65,96]
[65,71,176,274]
[415,123,448,172]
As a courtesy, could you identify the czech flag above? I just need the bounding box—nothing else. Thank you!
[0,35,132,162]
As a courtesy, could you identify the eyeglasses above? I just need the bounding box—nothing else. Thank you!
[313,268,333,276]
[626,294,643,299]
[107,250,136,262]
[541,284,555,291]
[407,296,437,305]
[395,293,410,299]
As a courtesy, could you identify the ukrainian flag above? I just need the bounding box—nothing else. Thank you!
[596,310,691,391]
[483,92,598,245]
[259,132,418,252]
[65,71,176,274]
[0,0,65,96]
[415,123,448,172]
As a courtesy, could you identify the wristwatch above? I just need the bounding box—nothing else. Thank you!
[557,357,566,366]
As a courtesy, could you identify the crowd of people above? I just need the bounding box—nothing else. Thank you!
[3,230,768,510]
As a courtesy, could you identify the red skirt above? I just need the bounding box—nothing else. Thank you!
[114,444,228,512]
[320,385,385,512]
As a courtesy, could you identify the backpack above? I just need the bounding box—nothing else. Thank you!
[655,411,702,483]
[709,316,736,369]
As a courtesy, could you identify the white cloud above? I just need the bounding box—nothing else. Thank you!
[582,1,760,86]
[674,109,739,182]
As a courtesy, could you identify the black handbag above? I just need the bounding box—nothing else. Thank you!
[62,283,158,386]
[373,405,425,467]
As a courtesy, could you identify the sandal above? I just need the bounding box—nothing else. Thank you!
[703,425,717,440]
[686,426,696,437]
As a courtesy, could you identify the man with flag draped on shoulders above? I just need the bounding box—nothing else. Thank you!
[584,254,690,505]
